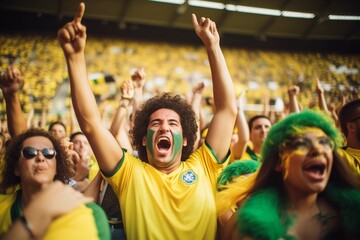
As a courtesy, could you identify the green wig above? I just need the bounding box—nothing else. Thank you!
[261,110,342,164]
[217,160,260,188]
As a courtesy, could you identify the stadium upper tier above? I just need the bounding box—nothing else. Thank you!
[0,32,359,118]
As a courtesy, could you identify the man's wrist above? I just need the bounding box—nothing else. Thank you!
[121,96,133,100]
[119,97,132,108]
[119,102,128,108]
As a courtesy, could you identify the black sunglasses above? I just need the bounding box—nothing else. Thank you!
[21,147,56,160]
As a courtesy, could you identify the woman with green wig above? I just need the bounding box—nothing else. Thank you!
[216,110,360,240]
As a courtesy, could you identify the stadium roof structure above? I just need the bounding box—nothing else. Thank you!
[1,0,360,52]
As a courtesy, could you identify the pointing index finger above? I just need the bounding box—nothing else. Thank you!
[191,13,199,28]
[73,2,85,23]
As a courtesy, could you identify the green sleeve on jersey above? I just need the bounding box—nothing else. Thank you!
[85,202,111,240]
[102,148,126,178]
[205,141,230,164]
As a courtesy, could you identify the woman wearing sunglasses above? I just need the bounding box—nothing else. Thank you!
[217,110,360,239]
[0,128,110,240]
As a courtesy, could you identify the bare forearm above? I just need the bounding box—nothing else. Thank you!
[66,54,102,134]
[133,88,143,109]
[206,45,235,111]
[83,171,103,202]
[4,94,27,137]
[317,92,329,113]
[232,108,250,159]
[109,99,130,136]
[191,93,202,149]
[40,109,47,130]
[288,95,300,113]
[205,44,237,161]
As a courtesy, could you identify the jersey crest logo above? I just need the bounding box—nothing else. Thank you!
[180,170,198,185]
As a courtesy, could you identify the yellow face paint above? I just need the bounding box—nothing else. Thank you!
[279,127,331,179]
[280,148,308,179]
[290,127,326,137]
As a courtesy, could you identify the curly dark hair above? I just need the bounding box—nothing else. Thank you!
[1,128,73,190]
[131,93,198,163]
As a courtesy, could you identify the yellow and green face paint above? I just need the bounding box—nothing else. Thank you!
[280,150,306,179]
[279,128,331,179]
[146,129,155,159]
[146,129,183,164]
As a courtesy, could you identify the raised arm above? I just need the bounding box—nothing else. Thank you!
[0,67,27,137]
[83,170,103,203]
[287,85,300,113]
[315,77,329,113]
[109,79,134,153]
[57,3,123,175]
[190,81,205,150]
[232,93,250,160]
[131,67,146,112]
[192,14,237,162]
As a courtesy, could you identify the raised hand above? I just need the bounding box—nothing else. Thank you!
[288,85,300,97]
[315,77,324,94]
[121,79,135,99]
[131,67,146,89]
[57,3,86,57]
[61,140,80,177]
[0,67,24,96]
[191,13,220,47]
[192,81,205,95]
[73,154,90,182]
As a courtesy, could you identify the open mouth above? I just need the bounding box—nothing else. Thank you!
[304,163,326,175]
[157,137,171,151]
[303,159,327,180]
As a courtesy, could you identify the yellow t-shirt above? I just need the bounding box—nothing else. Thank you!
[0,190,110,240]
[103,143,229,240]
[337,147,360,175]
[89,156,100,181]
[230,142,261,163]
[0,156,17,194]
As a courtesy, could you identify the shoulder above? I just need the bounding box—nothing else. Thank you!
[192,142,229,162]
[0,192,17,204]
[0,192,19,234]
[45,203,111,240]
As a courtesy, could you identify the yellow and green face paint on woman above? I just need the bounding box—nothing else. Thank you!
[279,128,333,179]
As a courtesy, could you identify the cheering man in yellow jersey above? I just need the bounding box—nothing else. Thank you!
[58,3,237,239]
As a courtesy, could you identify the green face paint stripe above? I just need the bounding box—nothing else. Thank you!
[146,129,155,159]
[172,132,183,161]
[146,129,183,164]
